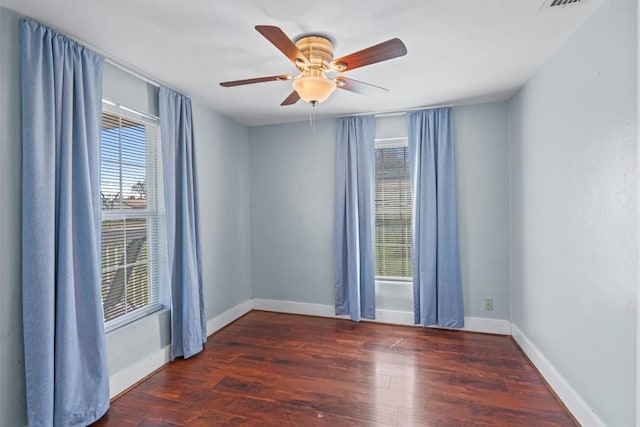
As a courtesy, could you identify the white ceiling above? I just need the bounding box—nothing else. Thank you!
[2,0,600,126]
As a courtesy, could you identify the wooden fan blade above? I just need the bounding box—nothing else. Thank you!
[335,77,389,96]
[220,75,292,87]
[281,91,300,106]
[255,25,309,66]
[331,38,407,72]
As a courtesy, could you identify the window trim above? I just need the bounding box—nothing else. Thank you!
[100,102,165,333]
[104,304,163,333]
[374,135,413,282]
[376,276,412,284]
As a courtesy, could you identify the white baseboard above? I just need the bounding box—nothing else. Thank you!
[109,345,171,398]
[369,308,415,325]
[511,323,605,427]
[251,298,511,335]
[463,316,512,335]
[109,300,252,398]
[206,299,253,336]
[252,298,336,318]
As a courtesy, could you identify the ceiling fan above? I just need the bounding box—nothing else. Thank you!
[220,26,408,107]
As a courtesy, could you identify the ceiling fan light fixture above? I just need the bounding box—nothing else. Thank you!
[220,26,407,107]
[292,75,337,104]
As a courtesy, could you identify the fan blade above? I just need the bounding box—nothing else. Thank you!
[220,75,292,87]
[331,38,407,72]
[281,91,300,106]
[255,25,309,66]
[335,77,389,96]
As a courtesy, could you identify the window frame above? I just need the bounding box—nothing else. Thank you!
[100,102,164,332]
[374,136,413,284]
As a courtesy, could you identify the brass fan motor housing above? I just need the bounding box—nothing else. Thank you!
[294,35,335,72]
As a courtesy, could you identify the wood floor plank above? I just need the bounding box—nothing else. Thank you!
[92,311,576,426]
[185,408,263,427]
[212,375,400,425]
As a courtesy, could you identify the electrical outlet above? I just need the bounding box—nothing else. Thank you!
[484,298,494,311]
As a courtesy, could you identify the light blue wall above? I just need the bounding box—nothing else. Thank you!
[192,104,252,317]
[103,62,159,117]
[248,104,511,320]
[0,8,252,425]
[249,119,337,305]
[455,104,510,319]
[508,1,637,425]
[0,7,27,427]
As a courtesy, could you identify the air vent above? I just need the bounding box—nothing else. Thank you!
[541,0,583,8]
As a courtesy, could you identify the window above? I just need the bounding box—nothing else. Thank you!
[374,137,413,280]
[100,107,163,330]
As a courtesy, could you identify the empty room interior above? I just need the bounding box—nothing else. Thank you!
[0,0,638,426]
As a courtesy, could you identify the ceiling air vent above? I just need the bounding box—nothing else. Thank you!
[541,0,584,8]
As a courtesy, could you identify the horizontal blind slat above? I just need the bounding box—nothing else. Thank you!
[374,141,412,279]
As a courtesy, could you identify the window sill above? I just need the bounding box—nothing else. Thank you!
[376,278,413,286]
[105,304,166,335]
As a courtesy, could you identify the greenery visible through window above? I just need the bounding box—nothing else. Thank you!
[100,109,162,329]
[374,138,413,280]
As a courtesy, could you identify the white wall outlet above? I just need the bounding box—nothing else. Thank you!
[484,298,494,311]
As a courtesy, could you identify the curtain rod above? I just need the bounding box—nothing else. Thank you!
[337,103,454,118]
[28,17,172,91]
[73,37,169,91]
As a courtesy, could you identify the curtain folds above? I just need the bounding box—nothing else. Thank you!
[407,108,464,328]
[21,19,110,426]
[159,87,207,360]
[334,115,376,321]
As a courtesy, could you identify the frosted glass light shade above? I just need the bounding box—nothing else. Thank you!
[292,76,337,104]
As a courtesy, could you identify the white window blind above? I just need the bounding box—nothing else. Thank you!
[100,108,163,331]
[374,137,413,280]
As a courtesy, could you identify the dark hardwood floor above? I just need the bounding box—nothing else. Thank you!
[93,310,576,426]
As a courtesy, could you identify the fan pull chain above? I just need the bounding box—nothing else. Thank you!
[309,108,315,133]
